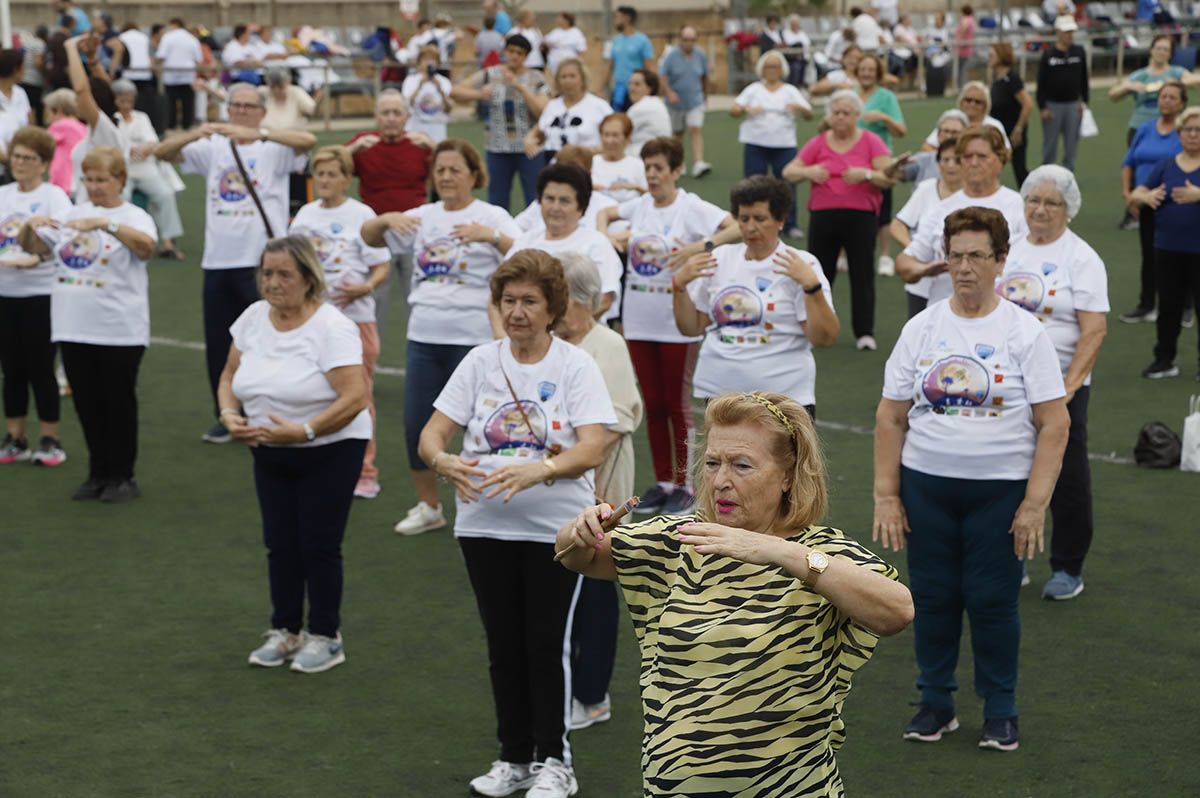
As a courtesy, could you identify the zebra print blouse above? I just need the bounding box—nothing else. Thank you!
[610,515,899,797]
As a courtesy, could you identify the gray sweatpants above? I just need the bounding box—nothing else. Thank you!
[1041,100,1083,171]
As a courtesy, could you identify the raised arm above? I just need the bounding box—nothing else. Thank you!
[671,252,714,336]
[65,35,101,128]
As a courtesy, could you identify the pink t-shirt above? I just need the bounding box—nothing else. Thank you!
[796,130,888,214]
[48,117,88,194]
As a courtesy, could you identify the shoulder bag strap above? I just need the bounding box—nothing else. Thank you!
[229,138,275,238]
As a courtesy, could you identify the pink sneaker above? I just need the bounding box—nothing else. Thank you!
[354,476,381,499]
[0,434,31,464]
[31,437,67,467]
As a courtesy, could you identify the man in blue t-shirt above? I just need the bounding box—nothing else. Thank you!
[661,25,711,177]
[52,0,90,33]
[605,5,655,111]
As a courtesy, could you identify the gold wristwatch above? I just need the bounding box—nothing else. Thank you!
[805,549,829,586]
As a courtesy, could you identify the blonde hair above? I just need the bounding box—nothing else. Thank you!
[694,392,828,531]
[81,146,128,187]
[260,235,327,302]
[958,80,992,115]
[1179,106,1200,128]
[43,88,78,116]
[310,144,354,177]
[553,57,590,93]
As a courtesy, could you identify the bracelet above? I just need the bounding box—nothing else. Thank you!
[431,452,444,474]
[491,229,501,247]
[803,282,822,295]
[543,457,557,484]
[219,407,241,418]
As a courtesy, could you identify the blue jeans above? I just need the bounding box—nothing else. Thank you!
[571,577,618,705]
[486,150,545,212]
[901,466,1026,720]
[742,143,798,230]
[404,339,476,469]
[203,267,259,416]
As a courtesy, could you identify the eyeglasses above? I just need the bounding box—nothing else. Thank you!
[946,250,995,265]
[961,97,986,105]
[228,102,264,112]
[1180,126,1200,135]
[9,152,42,164]
[1024,196,1066,210]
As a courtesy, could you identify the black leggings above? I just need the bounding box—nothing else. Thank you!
[1153,247,1200,365]
[808,208,878,338]
[60,342,144,482]
[0,295,59,423]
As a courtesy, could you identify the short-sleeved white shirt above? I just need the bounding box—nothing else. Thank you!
[384,199,519,346]
[687,241,834,406]
[537,94,613,152]
[924,115,1010,150]
[734,82,810,148]
[230,301,372,447]
[510,226,624,321]
[514,192,617,235]
[71,114,130,205]
[119,29,154,81]
[434,337,617,543]
[401,73,453,142]
[999,230,1109,385]
[903,186,1028,303]
[289,198,391,324]
[181,136,306,270]
[545,27,588,77]
[38,202,158,346]
[591,155,647,206]
[0,182,75,298]
[155,28,203,85]
[882,298,1066,480]
[620,189,726,343]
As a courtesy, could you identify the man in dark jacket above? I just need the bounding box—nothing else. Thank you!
[1037,15,1089,170]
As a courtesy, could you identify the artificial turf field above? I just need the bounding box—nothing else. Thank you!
[3,95,1199,797]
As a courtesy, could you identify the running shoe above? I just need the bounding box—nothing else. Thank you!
[248,629,303,667]
[903,705,959,742]
[469,761,535,797]
[31,436,67,467]
[290,632,345,673]
[978,717,1020,751]
[0,434,31,464]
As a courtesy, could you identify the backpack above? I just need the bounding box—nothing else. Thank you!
[1134,421,1182,468]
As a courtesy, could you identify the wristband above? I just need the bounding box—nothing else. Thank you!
[803,282,822,295]
[543,457,557,484]
[431,451,444,474]
[492,229,501,247]
[303,422,316,442]
[219,407,240,417]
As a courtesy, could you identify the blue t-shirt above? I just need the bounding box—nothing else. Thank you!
[1137,0,1161,20]
[1123,119,1182,187]
[608,32,654,88]
[661,48,708,110]
[1141,156,1200,254]
[69,7,91,33]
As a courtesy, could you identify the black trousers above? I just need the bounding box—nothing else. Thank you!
[203,268,259,417]
[60,342,144,482]
[131,79,162,134]
[0,295,59,423]
[1010,135,1029,188]
[907,292,929,320]
[1153,248,1200,364]
[251,438,365,637]
[164,83,195,129]
[20,83,43,126]
[1049,387,1093,576]
[808,208,878,337]
[570,577,618,706]
[460,537,581,765]
[1137,205,1158,311]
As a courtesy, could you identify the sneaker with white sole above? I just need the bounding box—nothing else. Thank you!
[1042,570,1084,600]
[785,226,805,240]
[31,436,67,467]
[248,628,303,667]
[978,717,1020,752]
[660,486,695,515]
[290,632,345,673]
[691,160,712,178]
[1184,308,1195,329]
[570,694,612,730]
[469,761,535,797]
[903,705,959,742]
[856,335,878,351]
[0,434,31,464]
[526,758,578,798]
[354,475,381,499]
[394,501,446,535]
[1142,359,1179,379]
[202,421,231,444]
[878,255,896,276]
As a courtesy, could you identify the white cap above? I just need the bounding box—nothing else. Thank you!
[1054,15,1078,32]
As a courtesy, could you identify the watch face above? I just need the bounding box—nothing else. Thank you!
[809,550,829,571]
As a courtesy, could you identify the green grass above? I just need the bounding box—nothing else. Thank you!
[3,98,1199,797]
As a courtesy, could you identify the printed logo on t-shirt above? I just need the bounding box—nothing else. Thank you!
[218,167,250,202]
[996,271,1045,311]
[711,285,763,327]
[0,214,24,252]
[417,236,461,277]
[58,232,102,270]
[921,356,990,407]
[415,88,442,118]
[629,234,670,277]
[295,227,337,265]
[484,401,547,453]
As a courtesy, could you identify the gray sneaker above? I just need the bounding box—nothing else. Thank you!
[290,632,345,673]
[1042,570,1084,601]
[248,629,303,667]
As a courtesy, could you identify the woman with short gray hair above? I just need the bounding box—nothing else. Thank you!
[262,67,316,131]
[112,78,186,258]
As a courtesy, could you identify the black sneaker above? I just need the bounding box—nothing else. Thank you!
[71,479,107,501]
[634,484,671,514]
[661,486,696,515]
[978,717,1019,752]
[0,433,31,464]
[903,705,959,742]
[1118,306,1155,323]
[1142,359,1180,379]
[202,421,232,444]
[1117,214,1139,231]
[100,479,141,503]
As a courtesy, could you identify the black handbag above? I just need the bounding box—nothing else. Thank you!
[1134,421,1182,469]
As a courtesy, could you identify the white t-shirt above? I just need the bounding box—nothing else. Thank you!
[289,198,391,324]
[385,199,520,346]
[620,189,726,343]
[734,82,810,148]
[230,300,373,447]
[181,136,307,270]
[0,86,31,170]
[514,27,545,68]
[38,202,158,346]
[592,155,647,205]
[924,116,1010,150]
[221,39,258,69]
[434,337,617,543]
[401,73,454,142]
[544,27,588,77]
[687,241,834,406]
[515,192,617,234]
[626,96,673,157]
[852,13,884,50]
[537,94,613,152]
[1000,230,1109,385]
[510,225,624,321]
[0,182,75,298]
[156,28,203,86]
[119,29,154,81]
[903,186,1028,302]
[894,178,945,300]
[882,298,1066,480]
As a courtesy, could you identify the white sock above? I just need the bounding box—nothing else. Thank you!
[657,481,675,493]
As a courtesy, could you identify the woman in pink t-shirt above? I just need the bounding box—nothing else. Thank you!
[42,89,87,194]
[784,89,893,350]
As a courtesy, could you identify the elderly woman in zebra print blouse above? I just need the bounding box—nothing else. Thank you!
[557,391,913,797]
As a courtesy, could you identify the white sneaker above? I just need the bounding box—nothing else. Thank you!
[691,160,712,177]
[289,632,346,673]
[837,253,849,272]
[393,501,446,535]
[469,761,535,797]
[526,758,578,798]
[248,628,303,667]
[856,335,878,351]
[570,694,612,730]
[878,255,895,276]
